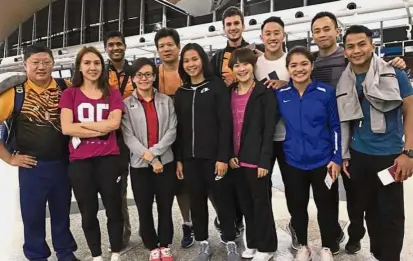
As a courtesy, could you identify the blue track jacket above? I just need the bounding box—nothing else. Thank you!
[275,80,342,170]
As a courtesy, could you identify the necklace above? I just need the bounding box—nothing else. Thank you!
[236,80,255,95]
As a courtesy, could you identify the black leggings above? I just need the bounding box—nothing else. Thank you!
[68,155,124,257]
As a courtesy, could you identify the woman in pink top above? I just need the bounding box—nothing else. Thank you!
[228,48,278,261]
[59,46,124,261]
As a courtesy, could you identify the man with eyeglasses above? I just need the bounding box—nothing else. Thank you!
[0,44,78,261]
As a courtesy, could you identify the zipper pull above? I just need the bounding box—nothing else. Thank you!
[359,121,363,128]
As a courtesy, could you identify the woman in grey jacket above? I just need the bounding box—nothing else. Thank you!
[121,58,177,261]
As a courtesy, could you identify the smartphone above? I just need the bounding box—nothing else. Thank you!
[268,71,279,80]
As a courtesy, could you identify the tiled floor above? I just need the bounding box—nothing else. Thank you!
[1,162,412,261]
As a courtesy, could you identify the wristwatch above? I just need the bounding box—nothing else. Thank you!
[402,149,413,158]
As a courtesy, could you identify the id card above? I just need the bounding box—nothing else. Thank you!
[72,137,81,149]
[378,164,397,186]
[325,172,333,190]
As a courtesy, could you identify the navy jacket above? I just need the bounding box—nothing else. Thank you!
[275,80,342,170]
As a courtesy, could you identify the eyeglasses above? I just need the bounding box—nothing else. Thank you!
[28,60,53,67]
[135,72,154,79]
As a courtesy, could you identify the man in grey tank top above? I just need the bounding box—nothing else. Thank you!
[310,11,406,256]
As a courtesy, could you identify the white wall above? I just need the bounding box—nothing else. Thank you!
[0,162,22,260]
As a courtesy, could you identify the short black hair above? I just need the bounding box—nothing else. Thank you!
[222,6,244,26]
[343,25,373,44]
[154,28,180,49]
[132,57,157,76]
[23,44,54,61]
[178,43,214,85]
[104,31,126,47]
[311,11,338,30]
[228,48,258,70]
[261,16,285,31]
[286,46,314,67]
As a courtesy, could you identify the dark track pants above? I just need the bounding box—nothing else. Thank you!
[130,163,176,250]
[117,133,131,243]
[68,155,124,257]
[232,167,278,252]
[19,159,77,261]
[343,149,404,261]
[183,158,237,242]
[284,164,337,249]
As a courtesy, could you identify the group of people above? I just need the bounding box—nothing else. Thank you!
[0,5,412,261]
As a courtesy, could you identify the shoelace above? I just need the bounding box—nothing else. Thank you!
[321,248,333,259]
[182,225,192,237]
[227,243,238,254]
[150,249,160,259]
[296,246,310,259]
[199,243,209,254]
[161,248,172,257]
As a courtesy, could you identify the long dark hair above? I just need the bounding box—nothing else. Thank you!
[72,46,110,100]
[178,43,214,85]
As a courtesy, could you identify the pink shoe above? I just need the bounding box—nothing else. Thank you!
[160,247,174,261]
[149,248,161,261]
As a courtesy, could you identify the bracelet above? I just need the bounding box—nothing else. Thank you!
[149,157,158,165]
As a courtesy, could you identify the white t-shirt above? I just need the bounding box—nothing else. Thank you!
[254,53,289,141]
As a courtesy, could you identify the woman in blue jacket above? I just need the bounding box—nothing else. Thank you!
[275,46,342,261]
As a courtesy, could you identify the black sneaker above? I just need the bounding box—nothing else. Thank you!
[345,241,361,254]
[214,217,221,233]
[336,231,345,244]
[330,243,340,255]
[181,224,195,248]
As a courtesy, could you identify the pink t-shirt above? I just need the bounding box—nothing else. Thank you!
[231,89,258,168]
[59,87,124,162]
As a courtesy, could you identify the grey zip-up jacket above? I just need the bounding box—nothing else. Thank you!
[121,89,177,168]
[336,54,402,159]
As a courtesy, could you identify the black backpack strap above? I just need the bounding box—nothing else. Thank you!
[12,84,25,118]
[54,78,68,91]
[215,49,224,77]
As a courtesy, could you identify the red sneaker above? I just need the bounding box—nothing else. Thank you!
[160,247,174,261]
[149,248,161,261]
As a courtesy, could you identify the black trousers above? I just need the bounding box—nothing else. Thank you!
[68,155,124,257]
[342,149,404,261]
[183,158,236,242]
[130,163,176,250]
[270,141,289,210]
[284,164,337,249]
[231,167,278,252]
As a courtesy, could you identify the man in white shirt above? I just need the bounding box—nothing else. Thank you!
[254,16,300,249]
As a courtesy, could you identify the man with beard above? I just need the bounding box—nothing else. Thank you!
[209,5,248,241]
[153,27,196,248]
[310,12,406,255]
[104,30,135,249]
[210,6,250,86]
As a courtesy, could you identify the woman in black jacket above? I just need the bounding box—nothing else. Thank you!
[174,43,239,261]
[228,48,278,261]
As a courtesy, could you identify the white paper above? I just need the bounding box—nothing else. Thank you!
[72,137,81,149]
[325,173,333,190]
[378,167,396,186]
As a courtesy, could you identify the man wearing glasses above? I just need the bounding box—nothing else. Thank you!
[0,44,78,261]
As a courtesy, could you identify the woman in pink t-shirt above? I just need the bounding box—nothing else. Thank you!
[59,46,124,261]
[228,48,278,260]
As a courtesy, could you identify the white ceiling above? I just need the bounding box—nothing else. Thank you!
[0,0,54,44]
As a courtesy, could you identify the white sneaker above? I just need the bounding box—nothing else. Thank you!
[93,256,104,261]
[251,251,273,261]
[111,252,121,261]
[294,245,312,261]
[149,248,161,261]
[242,248,257,259]
[320,248,334,261]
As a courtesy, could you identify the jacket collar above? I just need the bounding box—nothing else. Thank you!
[225,38,249,49]
[288,79,318,94]
[230,80,266,96]
[132,88,158,100]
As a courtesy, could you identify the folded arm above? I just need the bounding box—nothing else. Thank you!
[80,109,122,133]
[60,108,106,138]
